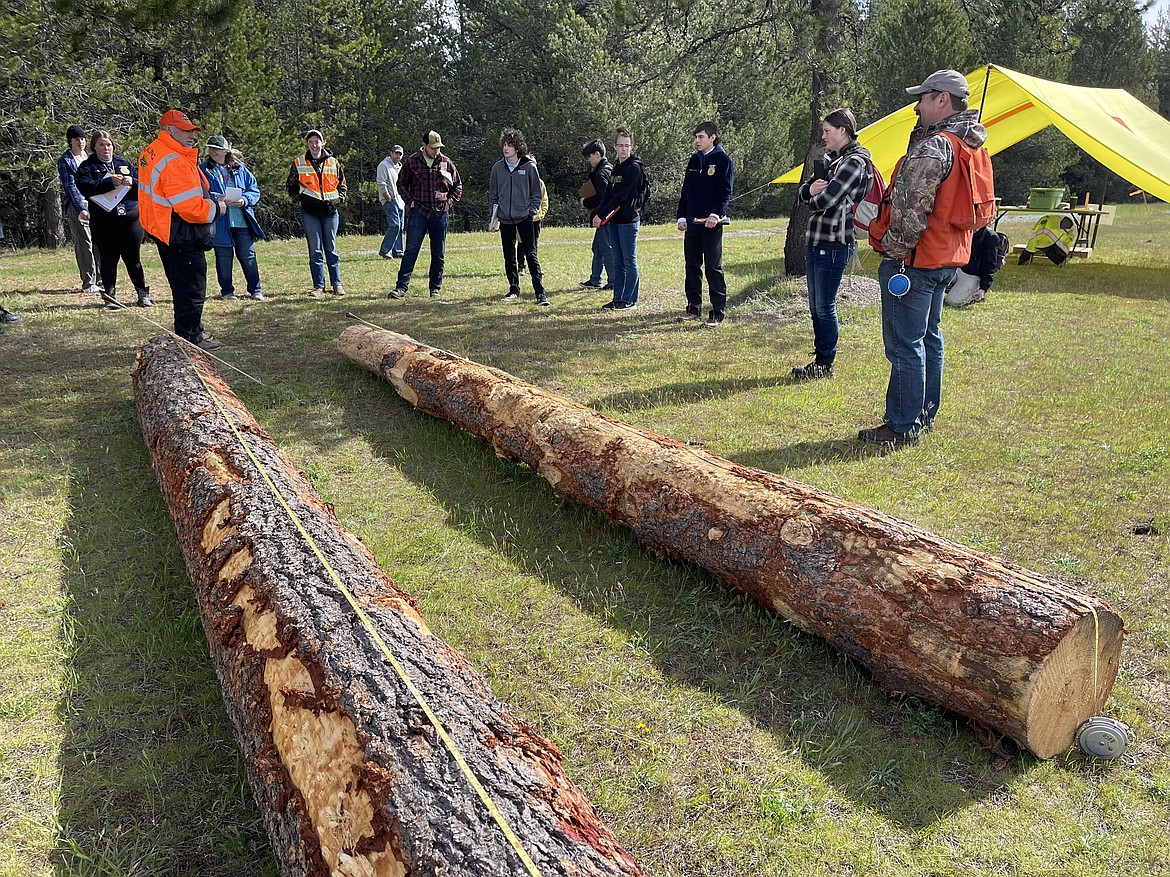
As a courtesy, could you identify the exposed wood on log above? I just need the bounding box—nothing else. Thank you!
[132,336,647,877]
[339,325,1125,759]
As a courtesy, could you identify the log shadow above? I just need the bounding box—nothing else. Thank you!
[2,328,277,876]
[339,385,1027,833]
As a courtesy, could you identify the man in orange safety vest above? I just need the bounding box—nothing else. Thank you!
[139,109,226,350]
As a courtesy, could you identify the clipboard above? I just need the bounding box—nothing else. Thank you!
[577,179,596,200]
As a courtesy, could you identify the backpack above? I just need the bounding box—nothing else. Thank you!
[634,163,652,216]
[849,157,886,235]
[993,231,1010,270]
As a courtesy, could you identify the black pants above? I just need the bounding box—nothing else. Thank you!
[90,206,147,294]
[500,217,544,297]
[683,224,727,318]
[514,219,541,267]
[157,242,208,342]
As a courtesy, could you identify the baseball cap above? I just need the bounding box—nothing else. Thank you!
[305,129,324,141]
[392,144,404,154]
[423,130,443,148]
[206,134,231,150]
[160,109,200,132]
[906,69,970,99]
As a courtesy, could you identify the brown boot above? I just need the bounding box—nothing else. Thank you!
[332,284,346,297]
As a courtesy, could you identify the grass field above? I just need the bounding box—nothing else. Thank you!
[2,205,1168,876]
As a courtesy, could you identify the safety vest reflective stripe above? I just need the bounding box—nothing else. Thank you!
[296,156,341,202]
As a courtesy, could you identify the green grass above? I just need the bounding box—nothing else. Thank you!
[2,205,1169,876]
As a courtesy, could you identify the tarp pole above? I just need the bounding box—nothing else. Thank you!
[978,64,992,121]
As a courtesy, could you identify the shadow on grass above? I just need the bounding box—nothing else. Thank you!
[338,374,1024,833]
[2,327,278,877]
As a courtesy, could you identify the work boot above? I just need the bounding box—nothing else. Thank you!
[332,284,346,297]
[136,287,153,308]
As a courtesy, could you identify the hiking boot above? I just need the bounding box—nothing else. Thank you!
[791,362,834,382]
[503,291,520,302]
[332,284,346,297]
[389,287,407,299]
[136,287,153,307]
[580,278,603,289]
[0,307,20,323]
[221,292,238,301]
[536,292,551,307]
[429,288,441,298]
[679,309,701,322]
[195,336,223,351]
[249,291,265,301]
[702,312,724,328]
[857,424,919,446]
[101,290,119,310]
[308,287,324,297]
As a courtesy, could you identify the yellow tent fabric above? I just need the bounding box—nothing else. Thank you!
[772,64,1170,203]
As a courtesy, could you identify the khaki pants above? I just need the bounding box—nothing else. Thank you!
[64,203,100,289]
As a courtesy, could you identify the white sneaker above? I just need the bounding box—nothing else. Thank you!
[84,285,102,294]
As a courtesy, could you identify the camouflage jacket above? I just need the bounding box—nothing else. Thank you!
[880,109,988,262]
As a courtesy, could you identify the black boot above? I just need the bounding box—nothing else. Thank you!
[136,286,153,307]
[101,288,119,310]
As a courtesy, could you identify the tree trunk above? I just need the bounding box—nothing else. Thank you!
[132,336,647,877]
[339,326,1125,760]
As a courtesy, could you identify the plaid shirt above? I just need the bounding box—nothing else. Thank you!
[798,143,873,247]
[396,148,463,217]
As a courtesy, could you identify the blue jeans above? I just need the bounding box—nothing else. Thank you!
[396,209,449,293]
[380,201,404,257]
[214,227,262,297]
[300,207,341,290]
[878,259,954,434]
[588,223,614,285]
[805,243,854,363]
[610,221,640,304]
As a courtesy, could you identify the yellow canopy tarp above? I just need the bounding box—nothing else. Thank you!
[773,64,1170,202]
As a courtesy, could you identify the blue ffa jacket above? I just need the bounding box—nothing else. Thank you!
[200,159,266,247]
[676,144,734,220]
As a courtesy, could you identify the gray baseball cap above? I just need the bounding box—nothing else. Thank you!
[906,69,970,99]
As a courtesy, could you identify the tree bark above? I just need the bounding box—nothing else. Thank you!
[339,326,1125,760]
[132,336,647,877]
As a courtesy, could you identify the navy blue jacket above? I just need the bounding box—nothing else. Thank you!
[676,144,734,220]
[75,154,140,213]
[58,150,88,213]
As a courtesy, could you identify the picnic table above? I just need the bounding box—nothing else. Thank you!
[993,204,1107,258]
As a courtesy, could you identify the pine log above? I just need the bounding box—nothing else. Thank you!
[132,336,646,877]
[339,325,1125,759]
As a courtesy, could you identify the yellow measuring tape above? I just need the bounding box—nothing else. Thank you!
[176,342,544,877]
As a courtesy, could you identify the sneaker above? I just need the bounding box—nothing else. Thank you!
[702,313,724,328]
[429,288,441,298]
[83,284,102,295]
[0,307,21,323]
[389,287,407,299]
[332,284,346,297]
[379,252,392,260]
[250,291,265,301]
[195,336,223,351]
[600,300,618,310]
[580,279,603,289]
[308,287,324,297]
[503,291,520,302]
[791,362,834,382]
[221,292,238,301]
[679,309,701,322]
[857,424,919,446]
[536,293,550,307]
[602,283,614,291]
[612,301,637,311]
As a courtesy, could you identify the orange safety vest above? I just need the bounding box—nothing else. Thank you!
[295,154,342,204]
[870,131,995,270]
[138,130,216,246]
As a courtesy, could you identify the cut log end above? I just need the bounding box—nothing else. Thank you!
[1026,609,1125,758]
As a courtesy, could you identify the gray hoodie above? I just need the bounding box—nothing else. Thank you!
[488,155,542,225]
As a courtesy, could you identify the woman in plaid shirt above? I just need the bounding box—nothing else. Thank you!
[793,108,873,381]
